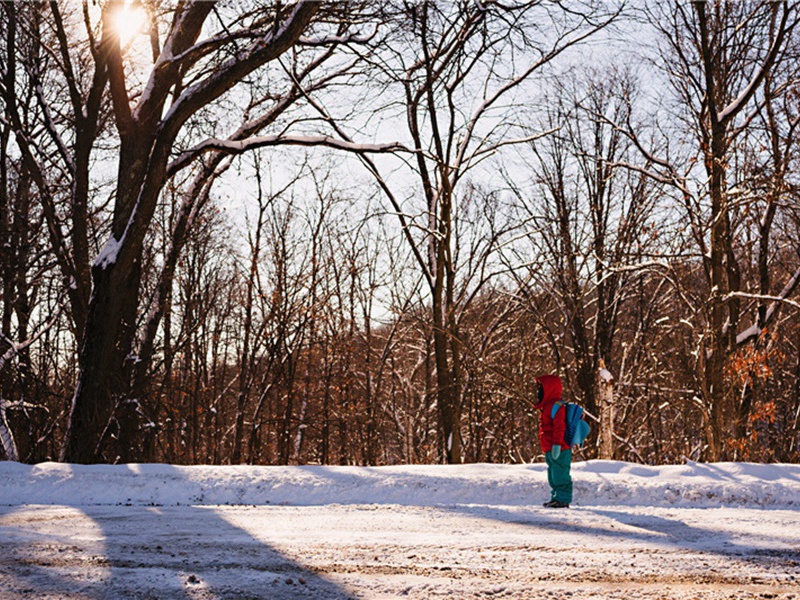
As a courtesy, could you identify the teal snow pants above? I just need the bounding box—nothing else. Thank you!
[545,448,573,503]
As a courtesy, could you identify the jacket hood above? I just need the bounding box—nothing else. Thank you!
[535,374,562,408]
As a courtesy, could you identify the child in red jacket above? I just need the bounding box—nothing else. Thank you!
[534,374,572,508]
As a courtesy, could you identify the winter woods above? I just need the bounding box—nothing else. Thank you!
[1,1,799,465]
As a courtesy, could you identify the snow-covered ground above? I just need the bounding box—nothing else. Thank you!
[1,460,799,599]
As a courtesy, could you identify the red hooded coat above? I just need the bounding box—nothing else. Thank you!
[534,374,568,452]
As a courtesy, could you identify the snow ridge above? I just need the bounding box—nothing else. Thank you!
[1,460,798,508]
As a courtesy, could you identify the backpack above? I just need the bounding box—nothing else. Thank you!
[551,401,591,447]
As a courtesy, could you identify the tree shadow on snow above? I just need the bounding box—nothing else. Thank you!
[0,504,110,599]
[0,464,356,600]
[444,503,800,570]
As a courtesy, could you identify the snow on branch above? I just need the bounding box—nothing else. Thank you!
[0,305,66,374]
[727,267,800,345]
[599,368,615,385]
[159,34,235,70]
[0,400,17,462]
[0,300,65,461]
[717,4,791,125]
[298,29,377,47]
[168,135,412,175]
[158,2,319,137]
[93,236,122,270]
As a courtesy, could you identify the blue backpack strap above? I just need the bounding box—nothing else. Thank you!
[551,400,565,420]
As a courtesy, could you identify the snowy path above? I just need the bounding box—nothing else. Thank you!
[1,503,799,599]
[1,461,800,599]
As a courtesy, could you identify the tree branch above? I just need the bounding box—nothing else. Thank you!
[169,135,411,175]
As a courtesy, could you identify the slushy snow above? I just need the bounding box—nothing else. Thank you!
[1,460,799,599]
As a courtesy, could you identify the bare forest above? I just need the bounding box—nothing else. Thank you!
[1,0,799,466]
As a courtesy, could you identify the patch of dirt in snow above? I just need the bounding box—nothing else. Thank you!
[292,543,800,599]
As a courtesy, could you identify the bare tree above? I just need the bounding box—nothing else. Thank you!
[315,1,620,463]
[1,2,110,344]
[54,1,342,462]
[640,1,799,460]
[504,66,664,458]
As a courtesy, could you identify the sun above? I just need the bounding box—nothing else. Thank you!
[111,2,148,47]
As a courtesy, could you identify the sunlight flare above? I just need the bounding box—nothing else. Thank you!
[111,2,147,47]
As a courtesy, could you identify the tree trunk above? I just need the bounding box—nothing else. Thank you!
[597,361,615,460]
[61,252,142,463]
[433,280,461,464]
[703,121,731,462]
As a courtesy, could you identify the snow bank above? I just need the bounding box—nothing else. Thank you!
[1,460,799,508]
